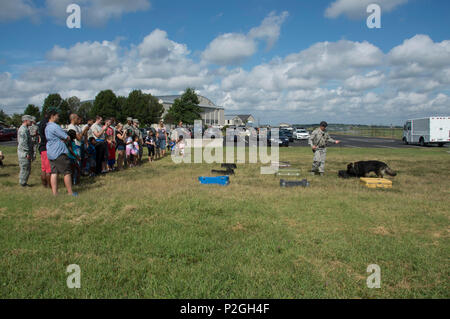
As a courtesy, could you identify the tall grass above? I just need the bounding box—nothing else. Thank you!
[0,145,448,298]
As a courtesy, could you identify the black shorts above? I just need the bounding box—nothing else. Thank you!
[147,146,155,157]
[50,154,72,176]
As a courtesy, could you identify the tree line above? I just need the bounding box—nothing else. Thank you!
[1,88,202,127]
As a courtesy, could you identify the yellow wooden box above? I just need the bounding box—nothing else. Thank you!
[360,178,392,189]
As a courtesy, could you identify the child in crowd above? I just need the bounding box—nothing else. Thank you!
[86,137,97,177]
[106,135,116,171]
[132,135,140,166]
[145,130,156,162]
[155,138,161,160]
[125,132,137,167]
[175,135,185,157]
[67,130,81,185]
[168,139,176,153]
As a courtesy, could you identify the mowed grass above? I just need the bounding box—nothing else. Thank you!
[0,145,449,298]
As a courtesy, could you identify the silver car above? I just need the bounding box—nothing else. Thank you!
[295,129,310,140]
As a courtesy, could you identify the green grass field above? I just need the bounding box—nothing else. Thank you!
[0,145,449,298]
[328,128,403,139]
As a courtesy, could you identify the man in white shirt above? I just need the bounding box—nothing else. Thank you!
[67,114,87,147]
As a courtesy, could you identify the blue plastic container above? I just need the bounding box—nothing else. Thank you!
[198,176,230,186]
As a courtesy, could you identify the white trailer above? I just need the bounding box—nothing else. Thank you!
[402,117,450,147]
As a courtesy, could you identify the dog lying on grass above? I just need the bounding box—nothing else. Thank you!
[345,161,397,178]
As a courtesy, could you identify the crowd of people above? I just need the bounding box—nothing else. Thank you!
[8,107,187,196]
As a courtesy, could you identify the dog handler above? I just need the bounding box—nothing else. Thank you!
[308,121,340,176]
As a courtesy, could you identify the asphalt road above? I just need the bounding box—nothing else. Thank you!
[0,138,17,147]
[325,134,449,149]
[234,134,449,149]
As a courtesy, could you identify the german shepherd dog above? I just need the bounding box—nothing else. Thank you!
[347,161,397,178]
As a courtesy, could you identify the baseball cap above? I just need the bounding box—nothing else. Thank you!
[320,121,328,127]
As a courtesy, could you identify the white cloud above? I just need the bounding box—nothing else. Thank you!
[0,0,151,25]
[0,0,38,22]
[1,33,449,125]
[248,11,289,50]
[138,29,189,60]
[389,35,450,68]
[325,0,408,19]
[344,71,385,91]
[45,0,151,26]
[388,35,450,93]
[202,11,288,65]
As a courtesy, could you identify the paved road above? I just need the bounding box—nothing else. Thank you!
[326,134,448,149]
[230,134,449,149]
[0,138,17,147]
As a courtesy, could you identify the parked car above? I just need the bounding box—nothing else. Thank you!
[0,128,15,141]
[295,128,310,140]
[280,129,294,142]
[267,131,289,147]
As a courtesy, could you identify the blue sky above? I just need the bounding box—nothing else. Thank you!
[0,0,449,125]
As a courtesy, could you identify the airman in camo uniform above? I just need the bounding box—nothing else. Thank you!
[308,121,340,176]
[17,115,34,187]
[133,119,143,163]
[28,116,39,161]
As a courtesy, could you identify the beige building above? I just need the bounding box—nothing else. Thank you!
[156,95,225,127]
[224,114,255,126]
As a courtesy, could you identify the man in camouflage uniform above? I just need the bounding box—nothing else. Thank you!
[123,117,133,133]
[28,116,39,161]
[133,119,143,164]
[17,115,34,187]
[308,121,340,176]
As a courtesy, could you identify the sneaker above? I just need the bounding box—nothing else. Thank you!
[20,183,32,187]
[70,192,78,197]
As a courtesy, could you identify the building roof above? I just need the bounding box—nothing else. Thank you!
[156,95,224,110]
[226,114,253,122]
[225,115,240,120]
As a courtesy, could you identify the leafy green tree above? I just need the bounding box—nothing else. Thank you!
[91,90,118,119]
[42,93,70,124]
[122,90,164,126]
[164,88,201,125]
[42,93,63,115]
[78,101,93,122]
[0,109,11,124]
[8,113,23,127]
[116,96,127,123]
[66,96,81,114]
[23,104,40,119]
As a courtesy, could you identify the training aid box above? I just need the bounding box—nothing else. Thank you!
[360,178,392,189]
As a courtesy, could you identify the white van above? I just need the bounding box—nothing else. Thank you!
[402,117,450,147]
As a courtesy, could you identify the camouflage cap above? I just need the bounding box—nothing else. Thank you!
[127,117,133,121]
[320,121,328,127]
[22,115,33,121]
[133,119,139,123]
